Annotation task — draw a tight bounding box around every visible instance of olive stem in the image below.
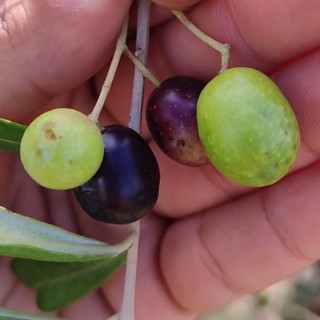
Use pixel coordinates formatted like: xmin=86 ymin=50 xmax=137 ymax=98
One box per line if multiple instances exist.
xmin=171 ymin=10 xmax=230 ymax=73
xmin=88 ymin=17 xmax=128 ymax=124
xmin=123 ymin=45 xmax=160 ymax=87
xmin=118 ymin=1 xmax=151 ymax=320
xmin=118 ymin=222 xmax=140 ymax=320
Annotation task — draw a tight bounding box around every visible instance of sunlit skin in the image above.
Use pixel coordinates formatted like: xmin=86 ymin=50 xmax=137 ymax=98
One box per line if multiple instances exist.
xmin=1 ymin=0 xmax=320 ymax=319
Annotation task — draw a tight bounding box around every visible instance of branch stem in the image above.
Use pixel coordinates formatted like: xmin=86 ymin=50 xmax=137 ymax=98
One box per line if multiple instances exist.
xmin=119 ymin=1 xmax=151 ymax=320
xmin=172 ymin=10 xmax=230 ymax=73
xmin=118 ymin=222 xmax=140 ymax=320
xmin=88 ymin=17 xmax=128 ymax=124
xmin=124 ymin=45 xmax=160 ymax=87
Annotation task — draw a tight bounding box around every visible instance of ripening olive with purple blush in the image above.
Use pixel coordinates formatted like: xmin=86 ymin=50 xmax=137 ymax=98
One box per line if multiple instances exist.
xmin=146 ymin=76 xmax=208 ymax=166
xmin=74 ymin=124 xmax=160 ymax=224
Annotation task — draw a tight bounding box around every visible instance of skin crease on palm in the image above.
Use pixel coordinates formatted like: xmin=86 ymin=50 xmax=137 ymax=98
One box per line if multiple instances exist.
xmin=1 ymin=0 xmax=320 ymax=319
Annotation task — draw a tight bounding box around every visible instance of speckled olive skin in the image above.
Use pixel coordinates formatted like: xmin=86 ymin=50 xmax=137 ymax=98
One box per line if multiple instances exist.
xmin=20 ymin=108 xmax=104 ymax=190
xmin=146 ymin=76 xmax=208 ymax=166
xmin=197 ymin=67 xmax=300 ymax=187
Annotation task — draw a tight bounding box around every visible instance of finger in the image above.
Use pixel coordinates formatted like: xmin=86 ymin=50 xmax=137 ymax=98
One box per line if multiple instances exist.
xmin=160 ymin=161 xmax=320 ymax=313
xmin=0 ymin=257 xmax=17 ymax=303
xmin=2 ymin=279 xmax=49 ymax=315
xmin=0 ymin=0 xmax=131 ymax=120
xmin=61 ymin=291 xmax=114 ymax=320
xmin=148 ymin=0 xmax=320 ymax=78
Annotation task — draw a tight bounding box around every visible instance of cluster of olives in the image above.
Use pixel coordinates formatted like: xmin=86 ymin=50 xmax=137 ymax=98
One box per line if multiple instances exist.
xmin=20 ymin=109 xmax=160 ymax=224
xmin=19 ymin=67 xmax=300 ymax=224
xmin=146 ymin=67 xmax=300 ymax=186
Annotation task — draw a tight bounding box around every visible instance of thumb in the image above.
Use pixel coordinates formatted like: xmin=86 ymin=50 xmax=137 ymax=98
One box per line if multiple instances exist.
xmin=0 ymin=0 xmax=131 ymax=119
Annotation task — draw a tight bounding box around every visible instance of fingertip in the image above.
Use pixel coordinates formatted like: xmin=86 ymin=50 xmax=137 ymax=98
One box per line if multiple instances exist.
xmin=160 ymin=215 xmax=237 ymax=312
xmin=160 ymin=162 xmax=320 ymax=313
xmin=0 ymin=0 xmax=131 ymax=119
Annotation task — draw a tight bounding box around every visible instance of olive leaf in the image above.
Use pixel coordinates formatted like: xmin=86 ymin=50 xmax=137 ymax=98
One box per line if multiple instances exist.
xmin=11 ymin=255 xmax=126 ymax=312
xmin=0 ymin=307 xmax=64 ymax=319
xmin=0 ymin=206 xmax=135 ymax=261
xmin=0 ymin=118 xmax=26 ymax=152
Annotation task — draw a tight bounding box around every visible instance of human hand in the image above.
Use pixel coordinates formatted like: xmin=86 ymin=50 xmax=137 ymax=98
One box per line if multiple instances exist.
xmin=1 ymin=0 xmax=320 ymax=319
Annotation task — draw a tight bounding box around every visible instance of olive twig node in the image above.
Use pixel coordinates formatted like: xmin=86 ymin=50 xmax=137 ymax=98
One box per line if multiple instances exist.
xmin=124 ymin=45 xmax=160 ymax=87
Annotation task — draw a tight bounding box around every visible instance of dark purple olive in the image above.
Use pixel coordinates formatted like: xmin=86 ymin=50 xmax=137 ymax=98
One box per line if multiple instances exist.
xmin=146 ymin=76 xmax=208 ymax=166
xmin=74 ymin=124 xmax=160 ymax=224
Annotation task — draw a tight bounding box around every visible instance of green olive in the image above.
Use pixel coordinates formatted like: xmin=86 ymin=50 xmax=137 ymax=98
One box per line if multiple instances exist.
xmin=20 ymin=108 xmax=104 ymax=190
xmin=197 ymin=67 xmax=300 ymax=187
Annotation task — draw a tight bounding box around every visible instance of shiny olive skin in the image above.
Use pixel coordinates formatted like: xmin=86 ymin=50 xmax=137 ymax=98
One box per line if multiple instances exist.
xmin=74 ymin=124 xmax=160 ymax=224
xmin=146 ymin=76 xmax=208 ymax=166
xmin=197 ymin=67 xmax=300 ymax=187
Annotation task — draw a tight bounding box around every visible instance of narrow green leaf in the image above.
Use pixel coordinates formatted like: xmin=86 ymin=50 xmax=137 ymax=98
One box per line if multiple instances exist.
xmin=0 ymin=307 xmax=64 ymax=319
xmin=11 ymin=255 xmax=126 ymax=311
xmin=0 ymin=206 xmax=135 ymax=262
xmin=0 ymin=118 xmax=26 ymax=152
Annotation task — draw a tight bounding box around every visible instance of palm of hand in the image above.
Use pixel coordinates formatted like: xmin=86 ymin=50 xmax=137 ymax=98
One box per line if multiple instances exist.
xmin=1 ymin=0 xmax=320 ymax=319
